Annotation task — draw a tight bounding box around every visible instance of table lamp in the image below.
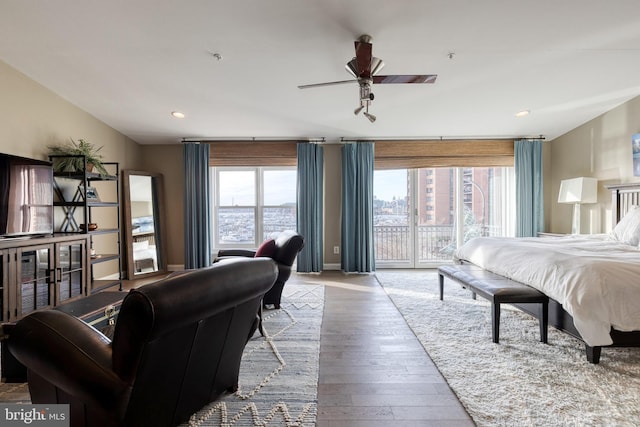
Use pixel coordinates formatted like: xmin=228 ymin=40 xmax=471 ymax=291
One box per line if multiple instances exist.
xmin=558 ymin=177 xmax=598 ymax=234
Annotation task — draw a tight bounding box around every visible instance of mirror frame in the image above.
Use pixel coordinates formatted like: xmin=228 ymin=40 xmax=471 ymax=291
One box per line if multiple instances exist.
xmin=122 ymin=170 xmax=168 ymax=279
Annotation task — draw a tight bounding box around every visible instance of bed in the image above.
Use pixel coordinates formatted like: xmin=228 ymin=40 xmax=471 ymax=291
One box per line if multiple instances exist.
xmin=453 ymin=183 xmax=640 ymax=363
xmin=132 ymin=232 xmax=158 ymax=273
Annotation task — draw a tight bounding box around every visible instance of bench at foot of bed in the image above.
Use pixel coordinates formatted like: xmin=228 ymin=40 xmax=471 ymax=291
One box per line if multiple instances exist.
xmin=438 ymin=264 xmax=549 ymax=344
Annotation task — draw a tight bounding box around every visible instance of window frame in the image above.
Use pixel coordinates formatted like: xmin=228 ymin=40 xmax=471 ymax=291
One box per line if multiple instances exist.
xmin=211 ymin=166 xmax=297 ymax=249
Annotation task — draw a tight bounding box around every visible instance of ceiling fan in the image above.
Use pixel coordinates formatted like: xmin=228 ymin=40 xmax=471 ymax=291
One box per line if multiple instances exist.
xmin=298 ymin=34 xmax=437 ymax=122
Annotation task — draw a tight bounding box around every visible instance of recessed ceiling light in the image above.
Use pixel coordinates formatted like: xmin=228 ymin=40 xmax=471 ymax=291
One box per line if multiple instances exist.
xmin=515 ymin=110 xmax=530 ymax=118
xmin=171 ymin=111 xmax=185 ymax=119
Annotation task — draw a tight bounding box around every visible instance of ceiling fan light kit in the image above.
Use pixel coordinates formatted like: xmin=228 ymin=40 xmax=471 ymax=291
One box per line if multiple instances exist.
xmin=299 ymin=34 xmax=437 ymax=122
xmin=363 ymin=111 xmax=376 ymax=123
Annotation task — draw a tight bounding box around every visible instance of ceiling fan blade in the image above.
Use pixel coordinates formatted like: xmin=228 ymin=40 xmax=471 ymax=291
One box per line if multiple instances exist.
xmin=372 ymin=74 xmax=438 ymax=84
xmin=298 ymin=79 xmax=357 ymax=89
xmin=354 ymin=39 xmax=373 ymax=78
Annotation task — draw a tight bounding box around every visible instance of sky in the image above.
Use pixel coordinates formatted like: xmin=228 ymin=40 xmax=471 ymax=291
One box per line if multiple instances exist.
xmin=217 ymin=170 xmax=296 ymax=205
xmin=374 ymin=169 xmax=407 ymax=202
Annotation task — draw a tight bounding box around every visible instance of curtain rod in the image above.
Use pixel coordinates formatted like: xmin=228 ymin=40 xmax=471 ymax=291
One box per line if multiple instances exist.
xmin=519 ymin=135 xmax=547 ymax=141
xmin=339 ymin=136 xmax=540 ymax=142
xmin=181 ymin=137 xmax=325 ymax=143
xmin=181 ymin=135 xmax=545 ymax=143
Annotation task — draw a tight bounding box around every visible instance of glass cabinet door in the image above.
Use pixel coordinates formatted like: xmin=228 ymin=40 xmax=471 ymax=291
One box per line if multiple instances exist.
xmin=57 ymin=240 xmax=86 ymax=303
xmin=17 ymin=245 xmax=54 ymax=316
xmin=0 ymin=250 xmax=9 ymax=322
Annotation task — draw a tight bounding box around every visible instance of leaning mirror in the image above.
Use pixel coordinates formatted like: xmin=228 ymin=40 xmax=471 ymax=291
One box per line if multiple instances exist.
xmin=122 ymin=170 xmax=167 ymax=279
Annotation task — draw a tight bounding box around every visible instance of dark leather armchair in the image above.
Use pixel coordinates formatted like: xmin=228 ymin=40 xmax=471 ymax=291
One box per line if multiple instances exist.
xmin=216 ymin=230 xmax=304 ymax=309
xmin=6 ymin=257 xmax=278 ymax=427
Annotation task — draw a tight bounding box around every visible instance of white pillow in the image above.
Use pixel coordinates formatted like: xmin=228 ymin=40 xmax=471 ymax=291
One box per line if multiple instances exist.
xmin=610 ymin=205 xmax=640 ymax=245
xmin=132 ymin=240 xmax=149 ymax=251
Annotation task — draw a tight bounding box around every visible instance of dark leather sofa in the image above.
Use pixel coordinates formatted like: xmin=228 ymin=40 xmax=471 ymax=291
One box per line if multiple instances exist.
xmin=216 ymin=230 xmax=304 ymax=309
xmin=6 ymin=257 xmax=278 ymax=427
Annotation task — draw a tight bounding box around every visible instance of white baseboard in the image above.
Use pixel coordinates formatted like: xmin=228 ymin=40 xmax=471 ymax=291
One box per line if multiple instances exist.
xmin=322 ymin=263 xmax=341 ymax=271
xmin=168 ymin=264 xmax=184 ymax=272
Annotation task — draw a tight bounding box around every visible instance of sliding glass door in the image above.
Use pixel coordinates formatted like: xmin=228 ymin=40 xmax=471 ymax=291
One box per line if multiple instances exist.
xmin=373 ymin=169 xmax=412 ymax=266
xmin=374 ymin=167 xmax=514 ymax=268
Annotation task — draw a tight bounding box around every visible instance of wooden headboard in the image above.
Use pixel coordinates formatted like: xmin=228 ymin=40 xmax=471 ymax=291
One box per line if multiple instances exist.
xmin=607 ymin=183 xmax=640 ymax=225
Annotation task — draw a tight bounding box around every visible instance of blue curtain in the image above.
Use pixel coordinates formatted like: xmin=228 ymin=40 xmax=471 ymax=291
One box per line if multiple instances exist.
xmin=183 ymin=143 xmax=211 ymax=268
xmin=296 ymin=143 xmax=323 ymax=272
xmin=341 ymin=142 xmax=375 ymax=272
xmin=515 ymin=139 xmax=544 ymax=237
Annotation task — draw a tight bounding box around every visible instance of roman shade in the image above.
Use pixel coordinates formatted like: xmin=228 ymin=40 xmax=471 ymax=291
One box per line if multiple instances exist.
xmin=207 ymin=141 xmax=298 ymax=166
xmin=205 ymin=139 xmax=513 ymax=168
xmin=374 ymin=139 xmax=514 ymax=169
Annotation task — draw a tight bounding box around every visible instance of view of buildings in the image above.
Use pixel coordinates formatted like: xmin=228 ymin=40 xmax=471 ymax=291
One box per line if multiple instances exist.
xmin=216 ymin=206 xmax=296 ymax=245
xmin=374 ymin=167 xmax=510 ymax=264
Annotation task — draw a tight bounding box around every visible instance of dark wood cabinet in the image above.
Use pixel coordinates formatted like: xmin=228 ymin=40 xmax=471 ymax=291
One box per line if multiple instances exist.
xmin=55 ymin=239 xmax=88 ymax=304
xmin=0 ymin=234 xmax=89 ymax=322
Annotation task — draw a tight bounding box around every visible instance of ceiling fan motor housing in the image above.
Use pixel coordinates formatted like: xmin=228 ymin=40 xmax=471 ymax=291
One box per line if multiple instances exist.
xmin=359 ymin=81 xmax=374 ymax=102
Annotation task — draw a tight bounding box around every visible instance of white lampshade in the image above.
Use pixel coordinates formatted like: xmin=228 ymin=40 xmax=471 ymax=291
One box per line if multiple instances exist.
xmin=558 ymin=177 xmax=598 ymax=234
xmin=558 ymin=177 xmax=598 ymax=204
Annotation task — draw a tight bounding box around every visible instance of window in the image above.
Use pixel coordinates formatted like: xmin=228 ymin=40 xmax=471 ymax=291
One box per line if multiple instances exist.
xmin=374 ymin=166 xmax=514 ymax=267
xmin=212 ymin=167 xmax=297 ymax=248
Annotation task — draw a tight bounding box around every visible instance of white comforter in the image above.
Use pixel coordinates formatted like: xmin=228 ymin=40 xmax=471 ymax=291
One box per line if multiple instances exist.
xmin=454 ymin=235 xmax=640 ymax=346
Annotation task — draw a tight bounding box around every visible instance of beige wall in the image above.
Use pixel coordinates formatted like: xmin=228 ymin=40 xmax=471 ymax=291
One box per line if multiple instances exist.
xmin=0 ymin=61 xmax=141 ymax=167
xmin=0 ymin=60 xmax=143 ymax=278
xmin=139 ymin=144 xmax=184 ymax=269
xmin=549 ymin=95 xmax=640 ymax=234
xmin=323 ymin=144 xmax=342 ymax=267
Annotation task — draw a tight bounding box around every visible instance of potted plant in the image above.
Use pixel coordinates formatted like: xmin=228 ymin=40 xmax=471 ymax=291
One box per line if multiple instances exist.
xmin=47 ymin=138 xmax=110 ymax=176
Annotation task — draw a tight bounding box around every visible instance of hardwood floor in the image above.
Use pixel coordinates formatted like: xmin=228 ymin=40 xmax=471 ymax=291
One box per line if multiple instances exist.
xmin=289 ymin=271 xmax=474 ymax=427
xmin=123 ymin=269 xmax=475 ymax=425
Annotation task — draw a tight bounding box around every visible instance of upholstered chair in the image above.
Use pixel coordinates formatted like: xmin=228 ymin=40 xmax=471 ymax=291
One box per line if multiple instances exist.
xmin=7 ymin=258 xmax=278 ymax=427
xmin=216 ymin=230 xmax=304 ymax=309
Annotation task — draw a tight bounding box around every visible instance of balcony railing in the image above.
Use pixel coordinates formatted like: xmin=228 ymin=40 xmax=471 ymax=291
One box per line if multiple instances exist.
xmin=374 ymin=224 xmax=501 ymax=262
xmin=374 ymin=225 xmax=453 ymax=262
xmin=375 ymin=225 xmax=412 ymax=261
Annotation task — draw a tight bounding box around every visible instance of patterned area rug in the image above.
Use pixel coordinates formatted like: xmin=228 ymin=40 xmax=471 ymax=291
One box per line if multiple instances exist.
xmin=185 ymin=283 xmax=323 ymax=427
xmin=376 ymin=270 xmax=640 ymax=427
xmin=0 ymin=283 xmax=324 ymax=427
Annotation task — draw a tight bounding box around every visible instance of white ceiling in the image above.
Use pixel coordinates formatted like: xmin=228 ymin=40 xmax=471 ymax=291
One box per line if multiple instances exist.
xmin=2 ymin=1 xmax=640 ymax=145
